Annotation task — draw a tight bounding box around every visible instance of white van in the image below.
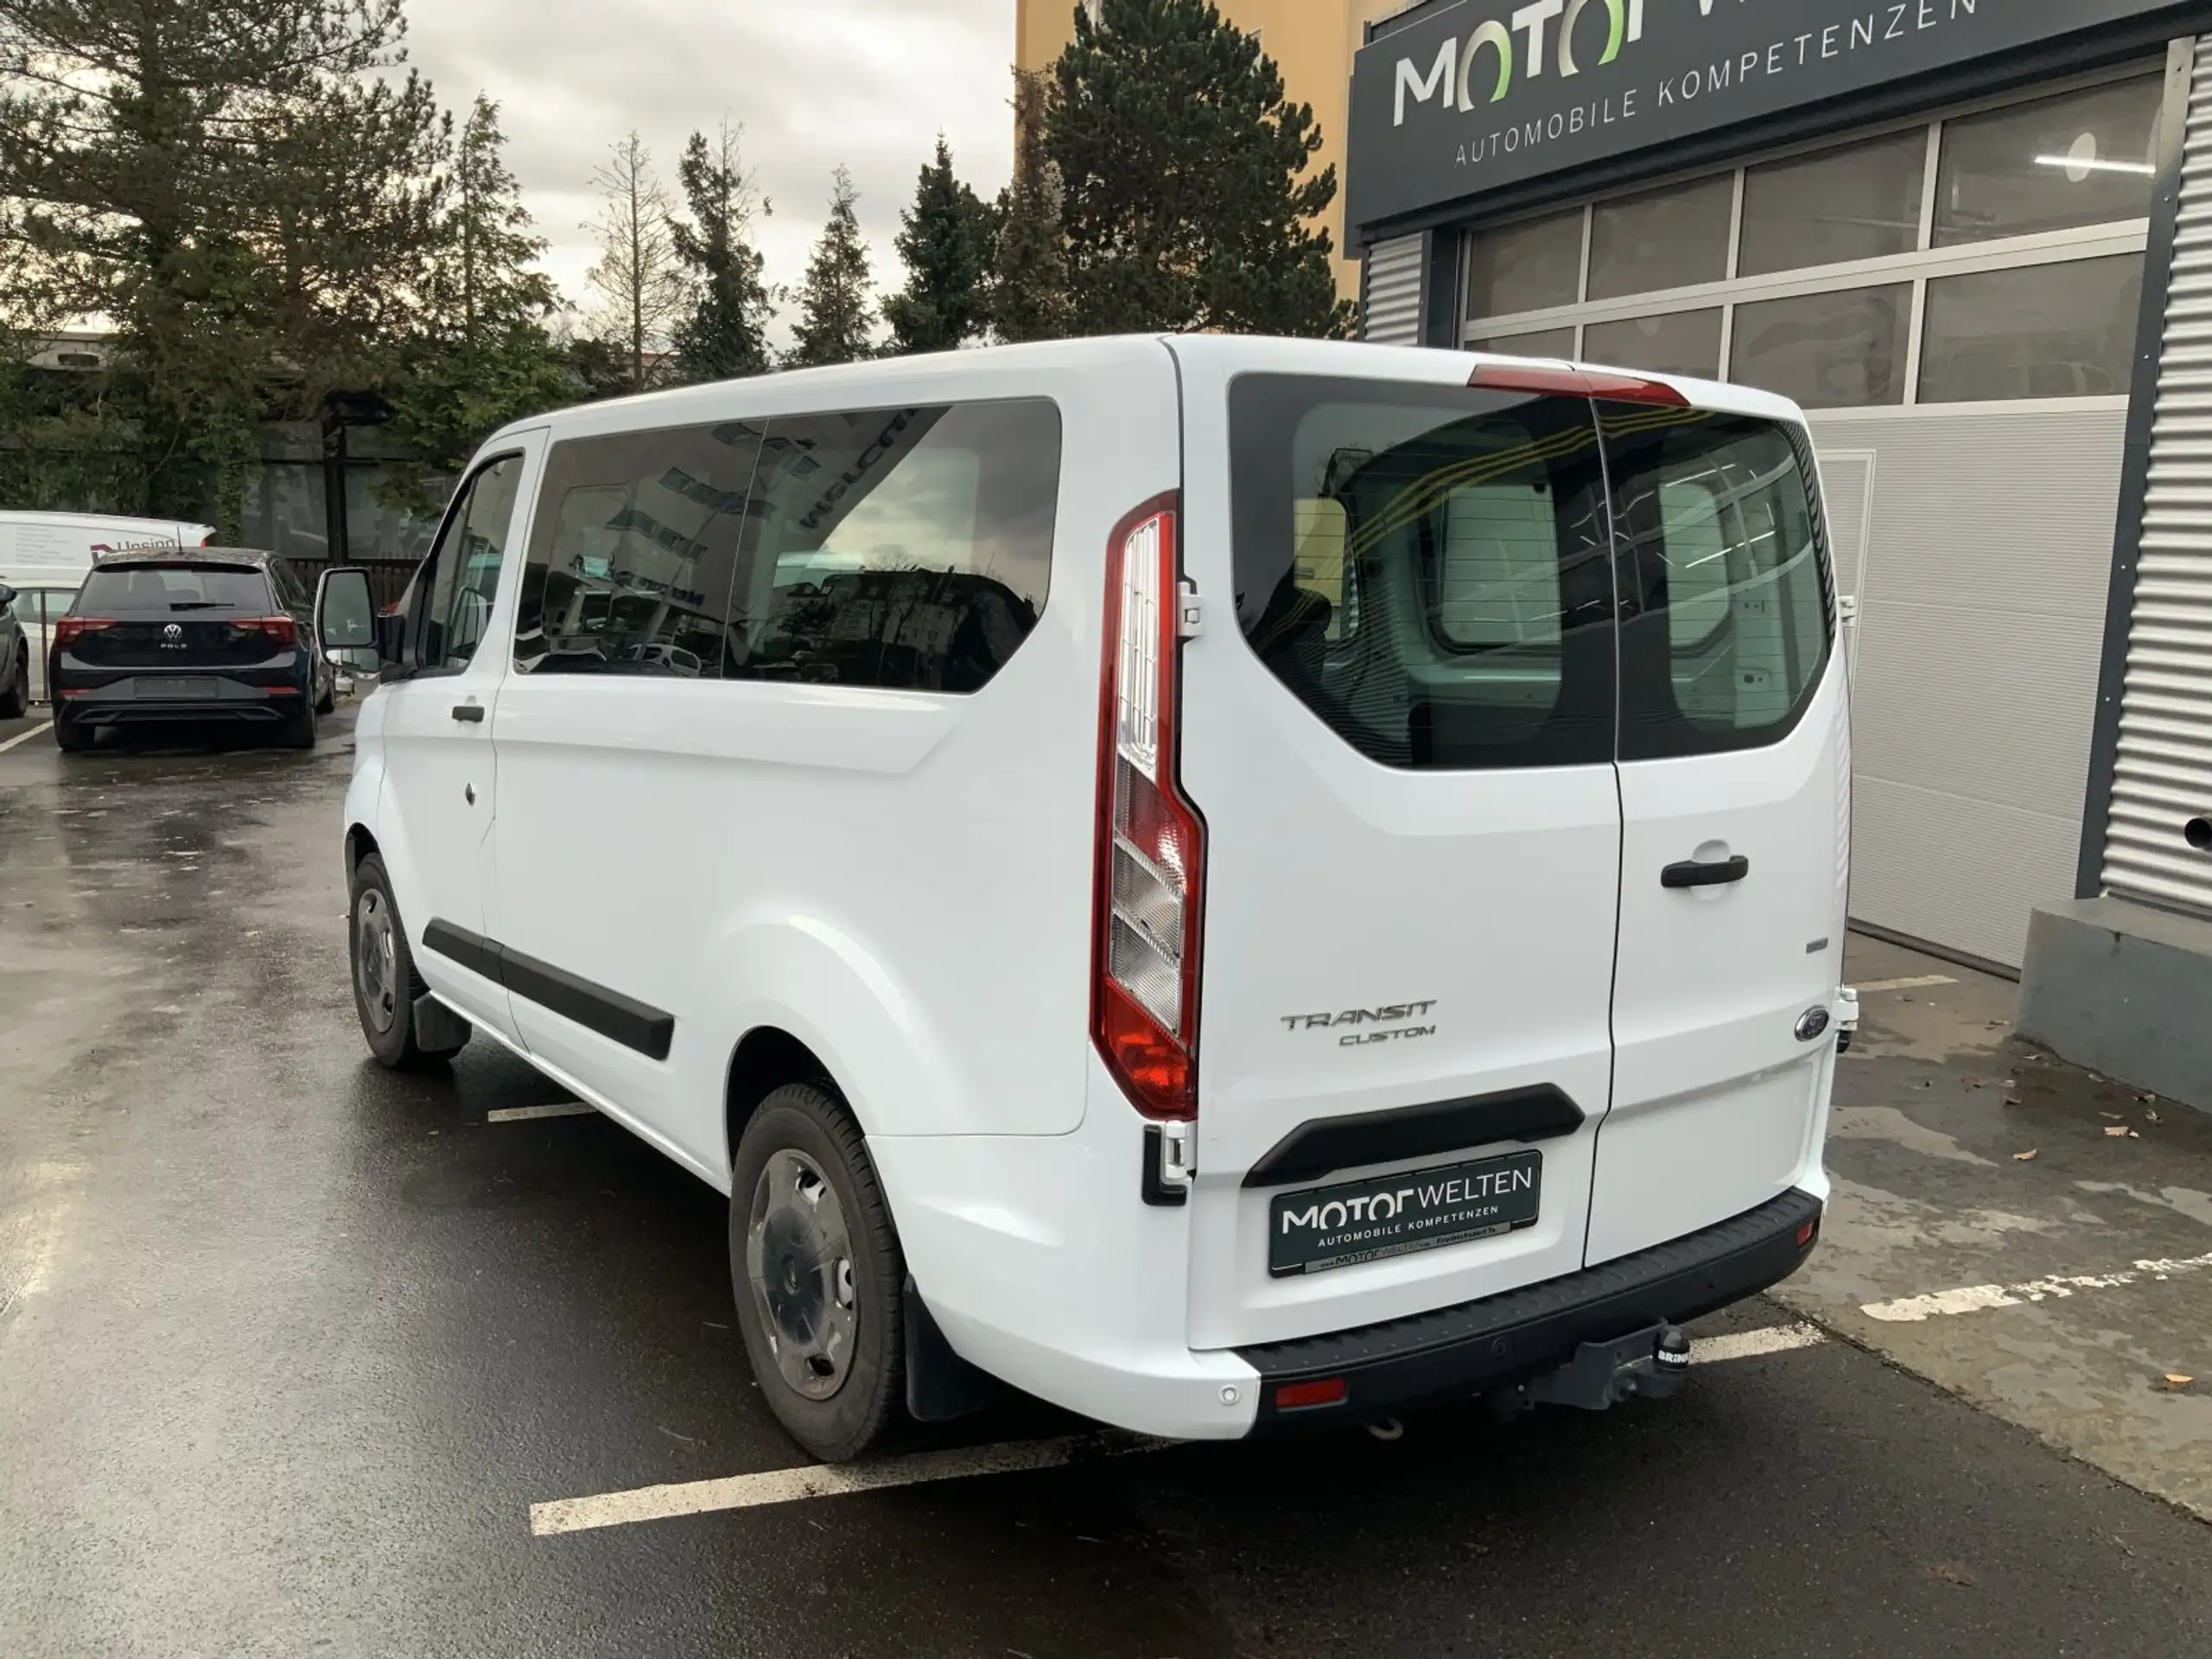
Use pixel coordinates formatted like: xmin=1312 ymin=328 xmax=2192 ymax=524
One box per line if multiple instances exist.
xmin=0 ymin=511 xmax=217 ymax=702
xmin=318 ymin=337 xmax=1848 ymax=1462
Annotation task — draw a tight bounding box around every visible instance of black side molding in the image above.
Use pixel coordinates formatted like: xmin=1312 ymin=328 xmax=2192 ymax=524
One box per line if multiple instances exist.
xmin=419 ymin=918 xmax=675 ymax=1062
xmin=1243 ymin=1084 xmax=1585 ymax=1190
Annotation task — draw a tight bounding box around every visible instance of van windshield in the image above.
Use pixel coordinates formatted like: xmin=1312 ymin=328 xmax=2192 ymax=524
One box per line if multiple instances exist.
xmin=1229 ymin=375 xmax=1618 ymax=771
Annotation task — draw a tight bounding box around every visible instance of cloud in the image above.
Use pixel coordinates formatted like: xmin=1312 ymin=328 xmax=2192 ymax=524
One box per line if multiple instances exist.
xmin=401 ymin=0 xmax=1019 ymax=345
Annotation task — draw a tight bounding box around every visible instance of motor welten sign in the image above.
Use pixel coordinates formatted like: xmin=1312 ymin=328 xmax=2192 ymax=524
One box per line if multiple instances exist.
xmin=1345 ymin=0 xmax=2184 ymax=232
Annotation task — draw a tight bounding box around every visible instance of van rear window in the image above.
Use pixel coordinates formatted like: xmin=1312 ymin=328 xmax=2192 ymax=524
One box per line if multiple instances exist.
xmin=1229 ymin=376 xmax=1618 ymax=771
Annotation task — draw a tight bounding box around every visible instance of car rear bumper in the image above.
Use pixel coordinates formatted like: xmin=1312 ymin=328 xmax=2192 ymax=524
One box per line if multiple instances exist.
xmin=1234 ymin=1186 xmax=1822 ymax=1431
xmin=56 ymin=676 xmax=301 ymax=724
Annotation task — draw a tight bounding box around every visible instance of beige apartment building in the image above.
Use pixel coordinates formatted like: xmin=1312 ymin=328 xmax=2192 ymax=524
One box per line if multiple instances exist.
xmin=1014 ymin=0 xmax=1403 ymax=302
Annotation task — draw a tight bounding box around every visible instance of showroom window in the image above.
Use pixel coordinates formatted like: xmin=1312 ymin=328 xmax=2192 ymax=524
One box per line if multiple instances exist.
xmin=1460 ymin=68 xmax=2158 ymax=409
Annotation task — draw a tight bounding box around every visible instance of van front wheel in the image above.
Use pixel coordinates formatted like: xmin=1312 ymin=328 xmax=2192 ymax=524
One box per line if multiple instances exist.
xmin=731 ymin=1083 xmax=906 ymax=1463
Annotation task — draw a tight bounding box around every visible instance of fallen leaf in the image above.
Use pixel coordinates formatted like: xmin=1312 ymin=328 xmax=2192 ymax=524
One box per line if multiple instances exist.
xmin=1930 ymin=1561 xmax=1975 ymax=1587
xmin=2166 ymin=1374 xmax=2196 ymax=1390
xmin=2146 ymin=1110 xmax=2161 ymax=1123
xmin=2131 ymin=1129 xmax=2141 ymax=1138
xmin=2012 ymin=1148 xmax=2038 ymax=1161
xmin=2104 ymin=1125 xmax=2131 ymax=1137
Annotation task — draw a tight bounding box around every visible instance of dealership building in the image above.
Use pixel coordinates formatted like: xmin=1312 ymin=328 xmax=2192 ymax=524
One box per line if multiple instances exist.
xmin=1346 ymin=0 xmax=2212 ymax=1102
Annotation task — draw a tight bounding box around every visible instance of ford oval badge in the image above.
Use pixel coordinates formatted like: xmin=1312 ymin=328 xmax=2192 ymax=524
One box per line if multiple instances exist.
xmin=1795 ymin=1006 xmax=1832 ymax=1043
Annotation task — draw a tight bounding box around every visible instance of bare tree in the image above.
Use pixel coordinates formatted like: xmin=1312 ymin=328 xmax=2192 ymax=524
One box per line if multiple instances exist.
xmin=583 ymin=131 xmax=685 ymax=393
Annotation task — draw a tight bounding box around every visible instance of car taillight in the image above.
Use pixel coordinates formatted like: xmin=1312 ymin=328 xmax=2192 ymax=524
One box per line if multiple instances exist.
xmin=53 ymin=617 xmax=114 ymax=646
xmin=234 ymin=616 xmax=297 ymax=645
xmin=1093 ymin=494 xmax=1205 ymax=1121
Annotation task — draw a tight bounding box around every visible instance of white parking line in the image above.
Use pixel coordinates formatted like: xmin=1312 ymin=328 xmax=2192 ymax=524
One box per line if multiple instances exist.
xmin=486 ymin=1102 xmax=598 ymax=1123
xmin=0 ymin=721 xmax=54 ymax=756
xmin=1853 ymin=974 xmax=1957 ymax=993
xmin=1689 ymin=1321 xmax=1827 ymax=1362
xmin=528 ymin=1321 xmax=1831 ymax=1536
xmin=1861 ymin=1249 xmax=2212 ymax=1322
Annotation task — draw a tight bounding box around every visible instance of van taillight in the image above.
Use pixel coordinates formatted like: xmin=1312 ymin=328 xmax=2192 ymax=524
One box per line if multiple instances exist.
xmin=1093 ymin=495 xmax=1205 ymax=1121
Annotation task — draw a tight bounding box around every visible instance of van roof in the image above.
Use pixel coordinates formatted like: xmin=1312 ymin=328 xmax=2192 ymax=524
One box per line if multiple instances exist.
xmin=0 ymin=510 xmax=216 ymax=535
xmin=486 ymin=334 xmax=1807 ymax=451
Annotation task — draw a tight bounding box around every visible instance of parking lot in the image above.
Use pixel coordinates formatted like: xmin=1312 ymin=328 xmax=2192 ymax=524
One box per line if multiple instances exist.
xmin=3 ymin=709 xmax=2210 ymax=1656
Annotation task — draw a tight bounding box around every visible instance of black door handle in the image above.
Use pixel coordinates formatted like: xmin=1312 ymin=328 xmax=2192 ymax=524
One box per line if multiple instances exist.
xmin=451 ymin=702 xmax=485 ymax=723
xmin=1662 ymin=855 xmax=1750 ymax=889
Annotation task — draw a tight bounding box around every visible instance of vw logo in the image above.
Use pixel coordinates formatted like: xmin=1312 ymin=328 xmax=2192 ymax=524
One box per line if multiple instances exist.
xmin=163 ymin=623 xmax=182 ymax=639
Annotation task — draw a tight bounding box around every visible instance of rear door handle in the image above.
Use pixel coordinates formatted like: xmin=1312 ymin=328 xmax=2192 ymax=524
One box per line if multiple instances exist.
xmin=1662 ymin=855 xmax=1750 ymax=889
xmin=451 ymin=702 xmax=485 ymax=723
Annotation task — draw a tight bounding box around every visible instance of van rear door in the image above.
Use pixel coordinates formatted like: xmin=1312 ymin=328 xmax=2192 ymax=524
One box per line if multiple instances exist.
xmin=1175 ymin=359 xmax=1624 ymax=1350
xmin=1589 ymin=407 xmax=1846 ymax=1263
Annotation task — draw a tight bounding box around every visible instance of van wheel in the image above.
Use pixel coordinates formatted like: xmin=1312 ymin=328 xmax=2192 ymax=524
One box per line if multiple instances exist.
xmin=0 ymin=655 xmax=25 ymax=719
xmin=349 ymin=852 xmax=469 ymax=1069
xmin=731 ymin=1083 xmax=906 ymax=1463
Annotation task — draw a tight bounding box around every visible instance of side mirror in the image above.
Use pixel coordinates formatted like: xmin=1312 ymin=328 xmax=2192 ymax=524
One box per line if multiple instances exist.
xmin=315 ymin=566 xmax=377 ymax=652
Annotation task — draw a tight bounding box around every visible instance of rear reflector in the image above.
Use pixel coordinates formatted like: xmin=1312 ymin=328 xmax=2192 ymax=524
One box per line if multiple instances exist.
xmin=1092 ymin=493 xmax=1205 ymax=1121
xmin=52 ymin=617 xmax=114 ymax=647
xmin=1796 ymin=1217 xmax=1820 ymax=1248
xmin=1467 ymin=363 xmax=1691 ymax=406
xmin=1273 ymin=1376 xmax=1348 ymax=1411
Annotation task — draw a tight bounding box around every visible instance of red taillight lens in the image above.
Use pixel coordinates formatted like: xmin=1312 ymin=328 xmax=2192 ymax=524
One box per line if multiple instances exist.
xmin=53 ymin=617 xmax=114 ymax=647
xmin=1466 ymin=363 xmax=1690 ymax=406
xmin=1093 ymin=495 xmax=1205 ymax=1121
xmin=233 ymin=616 xmax=296 ymax=646
xmin=1274 ymin=1376 xmax=1348 ymax=1411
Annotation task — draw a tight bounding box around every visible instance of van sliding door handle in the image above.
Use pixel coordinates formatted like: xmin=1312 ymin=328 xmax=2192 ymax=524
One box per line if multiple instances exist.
xmin=1662 ymin=855 xmax=1750 ymax=889
xmin=450 ymin=702 xmax=485 ymax=723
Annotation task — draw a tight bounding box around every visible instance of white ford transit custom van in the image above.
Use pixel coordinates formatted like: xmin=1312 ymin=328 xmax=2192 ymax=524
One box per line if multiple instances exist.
xmin=321 ymin=336 xmax=1849 ymax=1462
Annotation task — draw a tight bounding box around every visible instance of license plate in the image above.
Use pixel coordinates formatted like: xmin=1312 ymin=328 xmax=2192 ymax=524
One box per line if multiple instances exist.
xmin=1268 ymin=1149 xmax=1541 ymax=1277
xmin=139 ymin=677 xmax=220 ymax=699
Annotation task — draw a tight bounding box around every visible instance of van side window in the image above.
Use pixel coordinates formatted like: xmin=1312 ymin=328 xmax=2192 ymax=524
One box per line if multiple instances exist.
xmin=420 ymin=454 xmax=524 ymax=673
xmin=513 ymin=423 xmax=764 ymax=676
xmin=728 ymin=399 xmax=1059 ymax=692
xmin=1606 ymin=413 xmax=1831 ymax=759
xmin=1231 ymin=376 xmax=1616 ymax=771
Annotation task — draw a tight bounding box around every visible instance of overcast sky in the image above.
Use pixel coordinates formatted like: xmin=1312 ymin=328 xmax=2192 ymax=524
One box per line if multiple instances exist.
xmin=401 ymin=1 xmax=1020 ymax=345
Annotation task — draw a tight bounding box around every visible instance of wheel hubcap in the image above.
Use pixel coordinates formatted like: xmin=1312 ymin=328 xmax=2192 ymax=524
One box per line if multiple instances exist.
xmin=355 ymin=889 xmax=398 ymax=1035
xmin=745 ymin=1148 xmax=856 ymax=1401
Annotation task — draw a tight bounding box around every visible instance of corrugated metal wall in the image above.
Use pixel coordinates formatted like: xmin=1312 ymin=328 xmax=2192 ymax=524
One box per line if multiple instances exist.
xmin=2100 ymin=35 xmax=2212 ymax=918
xmin=1361 ymin=235 xmax=1425 ymax=345
xmin=1814 ymin=405 xmax=2128 ymax=968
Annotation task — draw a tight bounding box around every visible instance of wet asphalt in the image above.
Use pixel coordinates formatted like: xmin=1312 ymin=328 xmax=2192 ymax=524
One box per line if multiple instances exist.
xmin=2 ymin=707 xmax=2209 ymax=1657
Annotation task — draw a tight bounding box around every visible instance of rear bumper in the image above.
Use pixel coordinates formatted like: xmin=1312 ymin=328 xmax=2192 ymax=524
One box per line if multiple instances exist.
xmin=56 ymin=675 xmax=301 ymax=724
xmin=1236 ymin=1187 xmax=1821 ymax=1432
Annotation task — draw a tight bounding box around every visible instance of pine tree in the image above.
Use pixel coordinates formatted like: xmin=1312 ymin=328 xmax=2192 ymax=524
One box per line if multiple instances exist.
xmin=1047 ymin=0 xmax=1355 ymax=339
xmin=882 ymin=137 xmax=996 ymax=355
xmin=584 ymin=131 xmax=686 ymax=394
xmin=384 ymin=96 xmax=571 ymax=476
xmin=0 ymin=0 xmax=447 ymax=528
xmin=787 ymin=167 xmax=874 ymax=368
xmin=990 ymin=69 xmax=1072 ymax=345
xmin=670 ymin=123 xmax=776 ymax=382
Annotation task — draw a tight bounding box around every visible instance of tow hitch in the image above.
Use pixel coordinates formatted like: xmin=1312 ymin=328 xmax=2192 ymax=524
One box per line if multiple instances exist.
xmin=1487 ymin=1322 xmax=1691 ymax=1416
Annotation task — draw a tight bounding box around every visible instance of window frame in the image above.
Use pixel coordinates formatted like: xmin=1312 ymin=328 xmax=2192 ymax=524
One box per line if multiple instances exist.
xmin=405 ymin=449 xmax=525 ymax=681
xmin=1458 ymin=60 xmax=2161 ymax=412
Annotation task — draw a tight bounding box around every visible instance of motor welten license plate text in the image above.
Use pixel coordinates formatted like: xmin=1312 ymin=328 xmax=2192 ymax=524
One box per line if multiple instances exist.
xmin=1268 ymin=1148 xmax=1541 ymax=1277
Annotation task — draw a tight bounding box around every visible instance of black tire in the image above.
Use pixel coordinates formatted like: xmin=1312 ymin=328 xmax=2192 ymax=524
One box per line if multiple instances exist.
xmin=282 ymin=696 xmax=317 ymax=750
xmin=348 ymin=852 xmax=469 ymax=1069
xmin=0 ymin=653 xmax=25 ymax=719
xmin=730 ymin=1083 xmax=906 ymax=1463
xmin=315 ymin=677 xmax=335 ymax=715
xmin=54 ymin=715 xmax=92 ymax=753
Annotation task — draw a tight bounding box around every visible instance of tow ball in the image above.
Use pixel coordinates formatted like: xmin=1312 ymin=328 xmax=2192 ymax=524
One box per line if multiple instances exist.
xmin=1487 ymin=1322 xmax=1692 ymax=1418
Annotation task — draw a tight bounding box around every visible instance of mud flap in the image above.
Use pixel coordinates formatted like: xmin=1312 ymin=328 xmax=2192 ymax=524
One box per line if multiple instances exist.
xmin=904 ymin=1277 xmax=1014 ymax=1423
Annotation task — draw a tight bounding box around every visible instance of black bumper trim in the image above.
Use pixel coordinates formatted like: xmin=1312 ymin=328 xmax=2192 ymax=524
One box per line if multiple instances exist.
xmin=1237 ymin=1188 xmax=1821 ymax=1430
xmin=1243 ymin=1084 xmax=1585 ymax=1190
